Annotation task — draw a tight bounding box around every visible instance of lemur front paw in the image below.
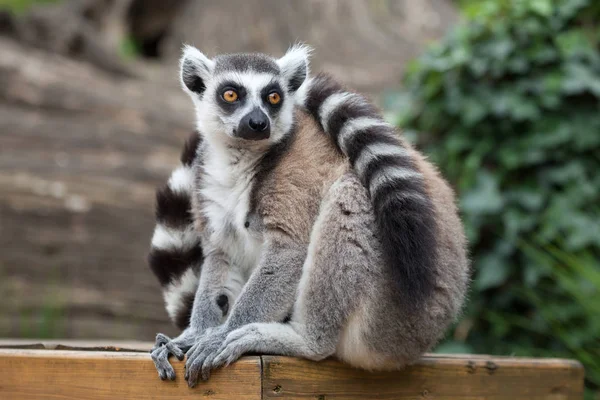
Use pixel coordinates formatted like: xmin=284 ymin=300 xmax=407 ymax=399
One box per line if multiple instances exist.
xmin=184 ymin=326 xmax=229 ymax=387
xmin=212 ymin=324 xmax=261 ymax=369
xmin=151 ymin=332 xmax=196 ymax=380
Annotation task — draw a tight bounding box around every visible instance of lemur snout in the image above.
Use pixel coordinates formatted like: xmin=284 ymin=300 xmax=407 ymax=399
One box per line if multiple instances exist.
xmin=237 ymin=108 xmax=271 ymax=140
xmin=248 ymin=114 xmax=269 ymax=131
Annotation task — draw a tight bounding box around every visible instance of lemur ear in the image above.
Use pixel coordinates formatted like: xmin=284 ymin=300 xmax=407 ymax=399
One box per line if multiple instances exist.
xmin=277 ymin=44 xmax=312 ymax=92
xmin=180 ymin=45 xmax=215 ymax=96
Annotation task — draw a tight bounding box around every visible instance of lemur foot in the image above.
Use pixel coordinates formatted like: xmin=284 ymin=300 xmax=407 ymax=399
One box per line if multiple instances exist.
xmin=151 ymin=333 xmax=194 ymax=380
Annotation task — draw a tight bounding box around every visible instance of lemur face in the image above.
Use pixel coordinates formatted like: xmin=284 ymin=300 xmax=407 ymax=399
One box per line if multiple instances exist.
xmin=180 ymin=45 xmax=311 ymax=145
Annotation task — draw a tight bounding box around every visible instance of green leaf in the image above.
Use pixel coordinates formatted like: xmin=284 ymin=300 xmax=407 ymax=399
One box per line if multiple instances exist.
xmin=476 ymin=253 xmax=510 ymax=291
xmin=561 ymin=63 xmax=600 ymax=96
xmin=555 ymin=30 xmax=596 ymax=60
xmin=461 ymin=171 xmax=504 ymax=214
xmin=530 ymin=0 xmax=553 ymax=17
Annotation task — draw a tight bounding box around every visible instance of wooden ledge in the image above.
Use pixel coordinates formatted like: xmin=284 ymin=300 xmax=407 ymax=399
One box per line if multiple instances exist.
xmin=0 ymin=343 xmax=585 ymax=399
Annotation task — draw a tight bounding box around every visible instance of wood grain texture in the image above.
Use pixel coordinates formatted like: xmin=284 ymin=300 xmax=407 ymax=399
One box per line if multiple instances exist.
xmin=0 ymin=350 xmax=262 ymax=400
xmin=262 ymin=355 xmax=585 ymax=400
xmin=0 ymin=339 xmax=153 ymax=351
xmin=0 ymin=348 xmax=586 ymax=400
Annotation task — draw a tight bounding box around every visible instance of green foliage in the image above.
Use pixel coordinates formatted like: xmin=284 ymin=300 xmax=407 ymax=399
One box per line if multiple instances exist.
xmin=397 ymin=0 xmax=600 ymax=395
xmin=0 ymin=0 xmax=60 ymax=14
xmin=119 ymin=36 xmax=142 ymax=60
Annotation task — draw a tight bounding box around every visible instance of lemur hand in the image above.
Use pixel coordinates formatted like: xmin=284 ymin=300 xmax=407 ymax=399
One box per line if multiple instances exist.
xmin=150 ymin=329 xmax=197 ymax=380
xmin=184 ymin=325 xmax=230 ymax=387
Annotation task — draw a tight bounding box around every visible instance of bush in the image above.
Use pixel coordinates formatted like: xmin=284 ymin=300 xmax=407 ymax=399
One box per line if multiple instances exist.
xmin=0 ymin=0 xmax=60 ymax=14
xmin=397 ymin=0 xmax=600 ymax=396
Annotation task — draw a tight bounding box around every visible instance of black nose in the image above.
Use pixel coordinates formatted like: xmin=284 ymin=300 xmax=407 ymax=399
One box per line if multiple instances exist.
xmin=247 ymin=112 xmax=269 ymax=132
xmin=236 ymin=108 xmax=271 ymax=140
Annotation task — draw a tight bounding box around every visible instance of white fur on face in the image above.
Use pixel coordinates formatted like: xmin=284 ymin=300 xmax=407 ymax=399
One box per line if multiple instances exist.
xmin=193 ymin=72 xmax=296 ymax=148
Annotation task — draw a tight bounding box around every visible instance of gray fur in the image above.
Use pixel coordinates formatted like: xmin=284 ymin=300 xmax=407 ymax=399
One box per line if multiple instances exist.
xmin=214 ymin=53 xmax=280 ymax=75
xmin=149 ymin=45 xmax=469 ymax=387
xmin=183 ymin=233 xmax=307 ymax=385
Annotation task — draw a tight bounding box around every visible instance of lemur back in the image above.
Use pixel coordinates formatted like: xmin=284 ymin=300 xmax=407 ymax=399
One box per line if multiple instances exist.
xmin=148 ymin=45 xmax=469 ymax=385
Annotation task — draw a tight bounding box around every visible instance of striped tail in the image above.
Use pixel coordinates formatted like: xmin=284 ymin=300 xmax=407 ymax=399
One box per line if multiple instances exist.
xmin=303 ymin=73 xmax=438 ymax=308
xmin=148 ymin=132 xmax=203 ymax=330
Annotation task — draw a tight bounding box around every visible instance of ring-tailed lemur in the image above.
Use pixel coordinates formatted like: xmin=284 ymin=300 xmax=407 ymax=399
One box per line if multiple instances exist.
xmin=148 ymin=44 xmax=469 ymax=386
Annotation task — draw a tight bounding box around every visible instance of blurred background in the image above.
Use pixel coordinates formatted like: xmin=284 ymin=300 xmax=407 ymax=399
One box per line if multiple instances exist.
xmin=0 ymin=0 xmax=598 ymax=397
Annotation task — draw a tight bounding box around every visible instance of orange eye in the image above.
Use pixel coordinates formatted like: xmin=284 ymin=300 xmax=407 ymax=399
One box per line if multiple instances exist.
xmin=268 ymin=92 xmax=281 ymax=105
xmin=223 ymin=90 xmax=238 ymax=103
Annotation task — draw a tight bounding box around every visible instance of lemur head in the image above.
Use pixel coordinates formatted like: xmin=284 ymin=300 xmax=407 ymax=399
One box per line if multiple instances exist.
xmin=179 ymin=44 xmax=311 ymax=146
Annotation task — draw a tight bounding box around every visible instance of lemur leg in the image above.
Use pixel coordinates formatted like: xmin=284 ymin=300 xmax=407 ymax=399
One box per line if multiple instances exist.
xmin=212 ymin=173 xmax=378 ymax=367
xmin=184 ymin=234 xmax=307 ymax=386
xmin=152 ymin=250 xmax=233 ymax=380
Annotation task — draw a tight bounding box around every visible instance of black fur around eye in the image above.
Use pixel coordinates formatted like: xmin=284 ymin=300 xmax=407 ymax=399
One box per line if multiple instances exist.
xmin=261 ymin=83 xmax=284 ymax=109
xmin=215 ymin=83 xmax=247 ymax=113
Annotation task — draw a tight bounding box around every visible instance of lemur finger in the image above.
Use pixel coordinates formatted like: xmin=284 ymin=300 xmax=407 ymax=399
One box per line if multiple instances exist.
xmin=185 ymin=357 xmax=202 ymax=388
xmin=213 ymin=330 xmax=255 ymax=368
xmin=185 ymin=345 xmax=214 ymax=386
xmin=153 ymin=333 xmax=171 ymax=349
xmin=184 ymin=344 xmax=202 ymax=382
xmin=151 ymin=347 xmax=176 ymax=381
xmin=165 ymin=341 xmax=185 ymax=361
xmin=213 ymin=343 xmax=240 ymax=367
xmin=165 ymin=364 xmax=176 ymax=381
xmin=151 ymin=349 xmax=167 ymax=380
xmin=156 ymin=333 xmax=171 ymax=345
xmin=210 ymin=348 xmax=234 ymax=372
xmin=200 ymin=354 xmax=215 ymax=381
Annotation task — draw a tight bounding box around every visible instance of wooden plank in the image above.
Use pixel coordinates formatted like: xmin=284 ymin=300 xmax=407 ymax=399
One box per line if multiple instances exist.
xmin=0 ymin=339 xmax=152 ymax=352
xmin=0 ymin=350 xmax=262 ymax=400
xmin=0 ymin=347 xmax=585 ymax=399
xmin=262 ymin=355 xmax=585 ymax=400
